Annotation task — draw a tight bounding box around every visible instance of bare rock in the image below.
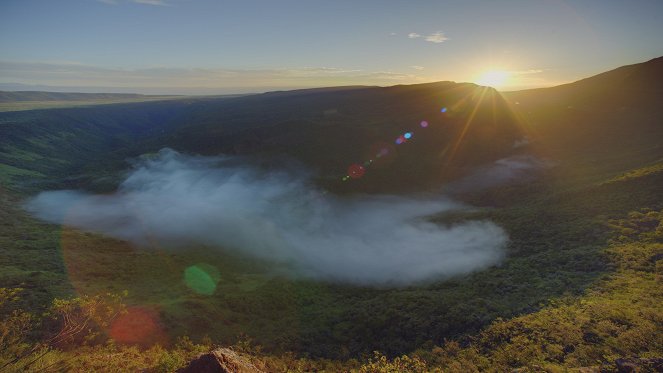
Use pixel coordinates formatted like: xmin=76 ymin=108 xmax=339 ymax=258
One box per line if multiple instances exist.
xmin=178 ymin=348 xmax=263 ymax=373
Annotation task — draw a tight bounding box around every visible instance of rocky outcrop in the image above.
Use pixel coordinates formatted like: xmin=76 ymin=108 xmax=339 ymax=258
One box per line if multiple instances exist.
xmin=178 ymin=348 xmax=263 ymax=373
xmin=614 ymin=357 xmax=663 ymax=373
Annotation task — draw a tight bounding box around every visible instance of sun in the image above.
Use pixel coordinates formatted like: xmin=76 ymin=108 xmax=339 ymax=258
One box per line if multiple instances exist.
xmin=475 ymin=70 xmax=510 ymax=88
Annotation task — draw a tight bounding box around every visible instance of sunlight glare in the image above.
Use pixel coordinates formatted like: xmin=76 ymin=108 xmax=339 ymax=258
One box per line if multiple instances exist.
xmin=475 ymin=70 xmax=510 ymax=88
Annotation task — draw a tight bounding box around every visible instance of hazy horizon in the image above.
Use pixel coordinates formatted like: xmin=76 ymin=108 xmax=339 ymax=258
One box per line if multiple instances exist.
xmin=2 ymin=0 xmax=663 ymax=95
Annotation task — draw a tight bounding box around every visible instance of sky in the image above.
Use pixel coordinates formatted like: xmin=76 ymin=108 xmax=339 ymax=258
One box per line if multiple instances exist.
xmin=1 ymin=0 xmax=662 ymax=94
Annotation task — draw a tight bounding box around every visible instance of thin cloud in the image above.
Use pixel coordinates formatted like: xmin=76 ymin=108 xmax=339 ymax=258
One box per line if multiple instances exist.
xmin=510 ymin=69 xmax=543 ymax=75
xmin=97 ymin=0 xmax=170 ymax=5
xmin=133 ymin=0 xmax=169 ymax=5
xmin=425 ymin=31 xmax=449 ymax=43
xmin=408 ymin=32 xmax=422 ymax=39
xmin=292 ymin=67 xmax=363 ymax=75
xmin=363 ymin=71 xmax=417 ymax=80
xmin=410 ymin=66 xmax=424 ymax=70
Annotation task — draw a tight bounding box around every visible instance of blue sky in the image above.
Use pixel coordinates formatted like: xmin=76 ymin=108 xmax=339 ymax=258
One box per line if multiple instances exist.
xmin=1 ymin=0 xmax=662 ymax=94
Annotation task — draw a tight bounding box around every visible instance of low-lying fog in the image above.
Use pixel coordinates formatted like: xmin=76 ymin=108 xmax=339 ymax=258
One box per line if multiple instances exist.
xmin=25 ymin=148 xmax=517 ymax=285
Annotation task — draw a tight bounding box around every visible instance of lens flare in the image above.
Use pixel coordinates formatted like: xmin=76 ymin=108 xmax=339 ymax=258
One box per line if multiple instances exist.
xmin=441 ymin=107 xmax=448 ymax=113
xmin=109 ymin=307 xmax=167 ymax=346
xmin=340 ymin=114 xmax=435 ymax=182
xmin=184 ymin=264 xmax=220 ymax=295
xmin=348 ymin=164 xmax=366 ymax=179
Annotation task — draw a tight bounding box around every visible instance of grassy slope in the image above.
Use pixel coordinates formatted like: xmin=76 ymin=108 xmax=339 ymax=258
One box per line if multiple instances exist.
xmin=1 ymin=58 xmax=662 ymax=370
xmin=0 ymin=90 xmax=184 ymax=112
xmin=157 ymin=83 xmax=525 ymax=193
xmin=411 ymin=210 xmax=663 ymax=372
xmin=1 ymin=113 xmax=661 ymax=361
xmin=0 ymin=82 xmax=540 ymax=359
xmin=2 ymin=160 xmax=661 ymax=372
xmin=0 ymin=97 xmax=247 ymax=193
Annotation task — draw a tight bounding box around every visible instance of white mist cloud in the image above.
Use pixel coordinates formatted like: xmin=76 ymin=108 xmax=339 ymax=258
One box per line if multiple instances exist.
xmin=25 ymin=149 xmax=507 ymax=285
xmin=447 ymin=155 xmax=554 ymax=192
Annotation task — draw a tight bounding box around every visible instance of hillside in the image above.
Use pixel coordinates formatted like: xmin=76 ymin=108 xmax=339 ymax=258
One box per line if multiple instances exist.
xmin=1 ymin=81 xmax=526 ymax=194
xmin=0 ymin=91 xmax=151 ymax=102
xmin=504 ymin=57 xmax=663 ymax=163
xmin=0 ymin=58 xmax=662 ymax=372
xmin=158 ymin=82 xmax=526 ymax=193
xmin=0 ymin=90 xmax=198 ymax=113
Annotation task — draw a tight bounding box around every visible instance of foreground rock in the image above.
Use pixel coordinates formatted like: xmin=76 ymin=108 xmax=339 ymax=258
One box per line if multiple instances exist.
xmin=614 ymin=357 xmax=663 ymax=372
xmin=178 ymin=348 xmax=263 ymax=373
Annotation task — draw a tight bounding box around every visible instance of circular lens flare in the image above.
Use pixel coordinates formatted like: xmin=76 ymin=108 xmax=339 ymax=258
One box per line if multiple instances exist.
xmin=184 ymin=264 xmax=220 ymax=295
xmin=348 ymin=164 xmax=366 ymax=179
xmin=110 ymin=307 xmax=166 ymax=346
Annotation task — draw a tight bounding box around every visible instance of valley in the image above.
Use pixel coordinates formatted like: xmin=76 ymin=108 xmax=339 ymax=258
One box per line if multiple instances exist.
xmin=1 ymin=58 xmax=662 ymax=372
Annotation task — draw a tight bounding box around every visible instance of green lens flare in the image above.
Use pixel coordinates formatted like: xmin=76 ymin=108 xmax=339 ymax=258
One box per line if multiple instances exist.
xmin=184 ymin=264 xmax=220 ymax=295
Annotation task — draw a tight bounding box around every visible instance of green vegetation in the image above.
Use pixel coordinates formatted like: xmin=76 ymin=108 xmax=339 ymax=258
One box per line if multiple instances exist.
xmin=4 ymin=145 xmax=642 ymax=361
xmin=2 ymin=209 xmax=660 ymax=371
xmin=604 ymin=160 xmax=663 ymax=184
xmin=0 ymin=163 xmax=44 ymax=184
xmin=1 ymin=59 xmax=662 ymax=371
xmin=410 ymin=210 xmax=663 ymax=371
xmin=2 ymin=126 xmax=661 ymax=366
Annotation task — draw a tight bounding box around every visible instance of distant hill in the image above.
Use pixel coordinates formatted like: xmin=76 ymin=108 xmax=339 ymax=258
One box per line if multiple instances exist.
xmin=2 ymin=57 xmax=662 ymax=193
xmin=0 ymin=91 xmax=149 ymax=102
xmin=505 ymin=56 xmax=663 ymax=113
xmin=0 ymin=81 xmax=526 ymax=193
xmin=154 ymin=81 xmax=525 ymax=192
xmin=504 ymin=56 xmax=663 ymax=169
xmin=0 ymin=90 xmax=193 ymax=113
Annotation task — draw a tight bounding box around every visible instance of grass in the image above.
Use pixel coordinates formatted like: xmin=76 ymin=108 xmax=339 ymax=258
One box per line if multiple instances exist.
xmin=604 ymin=160 xmax=663 ymax=184
xmin=2 ymin=147 xmax=661 ymax=360
xmin=408 ymin=209 xmax=663 ymax=372
xmin=1 ymin=208 xmax=660 ymax=372
xmin=0 ymin=80 xmax=661 ymax=369
xmin=0 ymin=164 xmax=44 ymax=184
